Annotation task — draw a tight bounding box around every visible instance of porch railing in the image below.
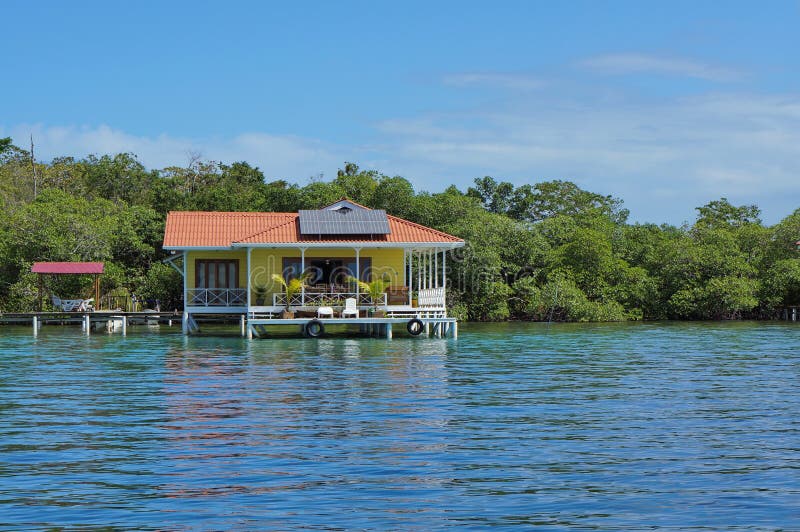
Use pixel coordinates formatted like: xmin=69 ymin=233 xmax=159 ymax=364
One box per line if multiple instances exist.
xmin=273 ymin=292 xmax=387 ymax=307
xmin=418 ymin=287 xmax=446 ymax=308
xmin=188 ymin=288 xmax=247 ymax=307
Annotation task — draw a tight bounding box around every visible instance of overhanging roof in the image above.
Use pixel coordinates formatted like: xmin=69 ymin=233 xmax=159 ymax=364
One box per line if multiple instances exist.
xmin=31 ymin=262 xmax=105 ymax=275
xmin=164 ymin=211 xmax=464 ymax=248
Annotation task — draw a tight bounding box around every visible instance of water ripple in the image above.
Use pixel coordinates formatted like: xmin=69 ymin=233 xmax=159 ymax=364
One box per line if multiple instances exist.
xmin=0 ymin=322 xmax=799 ymax=529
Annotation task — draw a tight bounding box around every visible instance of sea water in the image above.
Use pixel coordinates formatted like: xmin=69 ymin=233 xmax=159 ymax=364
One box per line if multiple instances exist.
xmin=1 ymin=322 xmax=798 ymax=530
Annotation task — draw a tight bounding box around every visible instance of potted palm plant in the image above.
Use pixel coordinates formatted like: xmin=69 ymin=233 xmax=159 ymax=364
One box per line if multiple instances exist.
xmin=254 ymin=284 xmax=267 ymax=306
xmin=350 ymin=276 xmax=389 ymax=317
xmin=271 ymin=273 xmax=309 ymax=319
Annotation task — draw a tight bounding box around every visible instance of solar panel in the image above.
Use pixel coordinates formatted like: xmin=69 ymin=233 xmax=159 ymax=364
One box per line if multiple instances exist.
xmin=299 ymin=209 xmax=391 ymax=235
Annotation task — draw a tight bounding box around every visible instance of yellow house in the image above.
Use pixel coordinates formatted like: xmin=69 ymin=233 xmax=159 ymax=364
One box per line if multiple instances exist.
xmin=163 ymin=199 xmax=465 ymax=338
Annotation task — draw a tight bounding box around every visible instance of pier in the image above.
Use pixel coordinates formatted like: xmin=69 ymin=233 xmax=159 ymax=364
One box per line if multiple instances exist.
xmin=0 ymin=311 xmax=457 ymax=339
xmin=0 ymin=311 xmax=181 ymax=335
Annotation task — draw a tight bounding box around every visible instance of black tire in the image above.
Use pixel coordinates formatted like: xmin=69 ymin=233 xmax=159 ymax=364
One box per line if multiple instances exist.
xmin=407 ymin=318 xmax=424 ymax=336
xmin=305 ymin=319 xmax=325 ymax=338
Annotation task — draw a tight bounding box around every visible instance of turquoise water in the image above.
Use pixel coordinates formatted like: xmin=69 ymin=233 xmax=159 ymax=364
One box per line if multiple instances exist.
xmin=1 ymin=322 xmax=798 ymax=530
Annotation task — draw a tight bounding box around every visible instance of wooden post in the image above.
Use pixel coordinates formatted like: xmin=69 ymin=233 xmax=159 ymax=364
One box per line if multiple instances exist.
xmin=37 ymin=275 xmax=43 ymax=312
xmin=94 ymin=275 xmax=100 ymax=310
xmin=300 ymin=247 xmax=306 ymax=306
xmin=246 ymin=247 xmax=252 ymax=308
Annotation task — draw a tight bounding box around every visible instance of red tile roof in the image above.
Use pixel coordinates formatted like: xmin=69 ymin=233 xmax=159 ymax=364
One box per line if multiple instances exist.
xmin=162 ymin=212 xmax=295 ymax=248
xmin=163 ymin=211 xmax=463 ymax=248
xmin=31 ymin=262 xmax=105 ymax=275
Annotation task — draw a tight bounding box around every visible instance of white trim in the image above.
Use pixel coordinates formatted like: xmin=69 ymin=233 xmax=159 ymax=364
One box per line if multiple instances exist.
xmin=300 ymin=247 xmax=306 ymax=306
xmin=246 ymin=247 xmax=252 ymax=308
xmin=164 ymin=246 xmax=234 ymax=251
xmin=163 ymin=254 xmax=184 ymax=277
xmin=355 ymin=247 xmax=361 ymax=298
xmin=230 ymin=241 xmax=464 ymax=249
xmin=442 ymin=249 xmax=447 ymax=291
xmin=168 ymin=242 xmax=464 ymax=251
xmin=407 ymin=250 xmax=412 ymax=305
xmin=418 ymin=250 xmax=422 ymax=291
xmin=434 ymin=247 xmax=438 ymax=288
xmin=186 ymin=306 xmax=247 ymax=314
xmin=182 ymin=251 xmax=187 ymax=309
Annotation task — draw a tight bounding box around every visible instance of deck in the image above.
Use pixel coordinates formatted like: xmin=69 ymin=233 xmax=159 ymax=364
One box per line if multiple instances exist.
xmin=1 ymin=310 xmax=456 ymax=339
xmin=246 ymin=316 xmax=457 ymax=339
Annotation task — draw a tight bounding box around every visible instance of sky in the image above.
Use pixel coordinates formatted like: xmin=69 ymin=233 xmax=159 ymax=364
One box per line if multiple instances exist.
xmin=2 ymin=0 xmax=799 ymax=224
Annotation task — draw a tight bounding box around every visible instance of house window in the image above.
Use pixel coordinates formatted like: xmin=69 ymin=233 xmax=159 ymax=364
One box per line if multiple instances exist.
xmin=282 ymin=257 xmax=371 ymax=285
xmin=196 ymin=260 xmax=239 ymax=289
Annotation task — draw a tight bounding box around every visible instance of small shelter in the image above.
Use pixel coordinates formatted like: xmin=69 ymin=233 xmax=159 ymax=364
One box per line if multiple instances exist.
xmin=31 ymin=262 xmax=104 ymax=311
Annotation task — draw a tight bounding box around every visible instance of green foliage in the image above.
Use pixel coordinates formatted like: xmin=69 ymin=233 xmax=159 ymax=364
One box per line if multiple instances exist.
xmin=0 ymin=144 xmax=796 ymax=322
xmin=350 ymin=276 xmax=390 ymax=309
xmin=761 ymin=259 xmax=800 ymax=310
xmin=270 ymin=273 xmax=310 ymax=308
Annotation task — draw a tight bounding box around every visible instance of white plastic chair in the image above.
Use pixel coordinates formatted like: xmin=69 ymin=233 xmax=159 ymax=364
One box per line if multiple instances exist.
xmin=317 ymin=306 xmax=334 ymax=318
xmin=341 ymin=298 xmax=358 ymax=318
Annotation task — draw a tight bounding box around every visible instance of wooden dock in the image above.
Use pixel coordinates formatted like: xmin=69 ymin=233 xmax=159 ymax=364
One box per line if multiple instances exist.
xmin=0 ymin=311 xmax=457 ymax=339
xmin=246 ymin=316 xmax=457 ymax=339
xmin=0 ymin=311 xmax=182 ymax=335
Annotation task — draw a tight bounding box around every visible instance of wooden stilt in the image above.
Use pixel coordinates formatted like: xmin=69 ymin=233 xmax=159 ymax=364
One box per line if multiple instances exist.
xmin=37 ymin=275 xmax=43 ymax=312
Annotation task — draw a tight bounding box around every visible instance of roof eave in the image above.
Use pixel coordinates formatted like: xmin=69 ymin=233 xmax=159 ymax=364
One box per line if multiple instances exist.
xmin=230 ymin=241 xmax=464 ymax=249
xmin=162 ymin=245 xmax=235 ymax=251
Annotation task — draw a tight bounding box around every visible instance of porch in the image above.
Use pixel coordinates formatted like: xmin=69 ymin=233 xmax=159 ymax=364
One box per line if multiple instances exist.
xmin=178 ymin=242 xmax=456 ymax=337
xmin=184 ymin=287 xmax=446 ymax=315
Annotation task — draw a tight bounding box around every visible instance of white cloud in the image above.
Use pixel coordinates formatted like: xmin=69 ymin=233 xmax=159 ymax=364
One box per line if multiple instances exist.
xmin=373 ymin=93 xmax=800 ymax=224
xmin=442 ymin=72 xmax=545 ymax=90
xmin=3 ymin=90 xmax=799 ymax=225
xmin=580 ymin=53 xmax=744 ymax=82
xmin=1 ymin=124 xmax=346 ymax=181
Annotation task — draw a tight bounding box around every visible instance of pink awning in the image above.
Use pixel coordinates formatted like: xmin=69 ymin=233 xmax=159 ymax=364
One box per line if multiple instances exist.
xmin=31 ymin=262 xmax=105 ymax=275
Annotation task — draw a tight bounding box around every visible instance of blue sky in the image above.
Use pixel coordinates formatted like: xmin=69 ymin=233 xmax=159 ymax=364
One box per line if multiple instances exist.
xmin=2 ymin=0 xmax=799 ymax=224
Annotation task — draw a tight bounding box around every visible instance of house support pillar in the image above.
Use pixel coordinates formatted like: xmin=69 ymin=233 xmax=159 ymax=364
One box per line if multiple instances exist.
xmin=355 ymin=247 xmax=361 ymax=301
xmin=246 ymin=247 xmax=252 ymax=308
xmin=240 ymin=314 xmax=246 ymax=337
xmin=182 ymin=251 xmax=188 ymax=314
xmin=300 ymin=247 xmax=306 ymax=306
xmin=182 ymin=311 xmax=189 ymax=335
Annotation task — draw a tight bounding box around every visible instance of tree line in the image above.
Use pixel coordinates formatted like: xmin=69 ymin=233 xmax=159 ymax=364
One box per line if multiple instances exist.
xmin=1 ymin=137 xmax=798 ymax=320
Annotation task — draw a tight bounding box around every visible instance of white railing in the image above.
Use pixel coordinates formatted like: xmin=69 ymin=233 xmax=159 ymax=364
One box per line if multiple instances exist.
xmin=273 ymin=291 xmax=387 ymax=307
xmin=418 ymin=287 xmax=446 ymax=308
xmin=188 ymin=288 xmax=247 ymax=307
